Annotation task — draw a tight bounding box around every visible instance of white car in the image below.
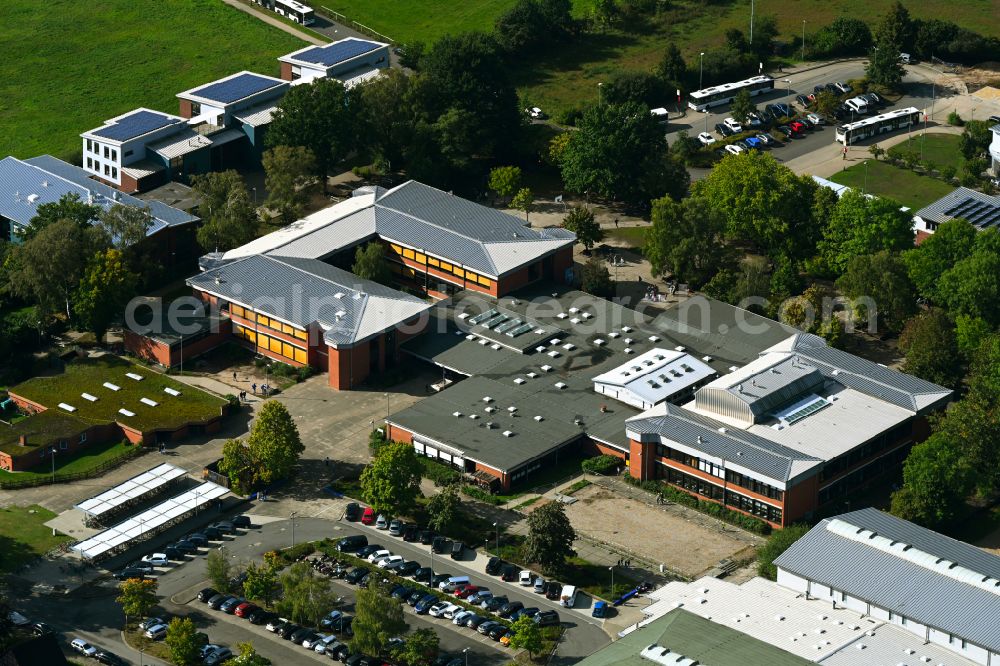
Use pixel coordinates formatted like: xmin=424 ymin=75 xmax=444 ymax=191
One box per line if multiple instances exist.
xmin=723 ymin=117 xmax=743 ymax=132
xmin=429 ymin=602 xmax=458 ymax=618
xmin=144 ymin=623 xmax=168 ymax=640
xmin=724 ymin=144 xmax=745 ymax=155
xmin=442 ymin=604 xmax=464 ymax=620
xmin=138 ymin=617 xmax=165 ymax=632
xmin=315 ymin=635 xmax=341 ymax=654
xmin=302 ymin=634 xmax=329 ymax=649
xmin=468 ymin=589 xmax=492 ymax=604
xmin=141 ymin=553 xmax=170 ymax=567
xmin=519 ymin=570 xmax=534 ymax=586
xmin=375 ymin=514 xmax=388 ymax=529
xmin=452 ymin=610 xmax=474 ymax=625
xmin=697 ymin=132 xmax=716 ymax=146
xmin=806 ymin=112 xmax=825 ymax=125
xmin=71 ymin=638 xmax=98 ymax=657
xmin=525 ymin=107 xmax=545 ymax=119
xmin=377 ymin=555 xmax=404 ymax=569
xmin=366 ymin=549 xmax=392 ymax=563
xmin=199 ymin=644 xmax=223 ymax=660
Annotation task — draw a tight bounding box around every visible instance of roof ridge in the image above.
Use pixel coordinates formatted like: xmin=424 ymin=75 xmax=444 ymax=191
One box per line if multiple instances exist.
xmin=374 ymin=205 xmax=500 ymax=275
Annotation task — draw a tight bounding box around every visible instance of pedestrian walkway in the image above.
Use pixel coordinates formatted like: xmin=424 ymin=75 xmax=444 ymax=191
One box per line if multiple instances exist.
xmin=220 ymin=0 xmax=325 ymax=45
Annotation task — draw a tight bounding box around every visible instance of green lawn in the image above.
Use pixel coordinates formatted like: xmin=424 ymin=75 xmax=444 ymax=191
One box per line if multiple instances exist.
xmin=888 ymin=133 xmax=964 ymax=171
xmin=0 ymin=0 xmax=306 ymax=161
xmin=607 ymin=226 xmax=647 ymax=249
xmin=0 ymin=505 xmax=71 ymax=573
xmin=828 ymin=160 xmax=955 ymax=211
xmin=0 ymin=439 xmax=136 ymax=483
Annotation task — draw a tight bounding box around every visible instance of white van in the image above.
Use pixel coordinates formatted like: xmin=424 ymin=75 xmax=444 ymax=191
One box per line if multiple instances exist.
xmin=559 ymin=584 xmax=578 ymax=608
xmin=845 ymin=97 xmax=869 ymax=114
xmin=439 ymin=575 xmax=470 ymax=592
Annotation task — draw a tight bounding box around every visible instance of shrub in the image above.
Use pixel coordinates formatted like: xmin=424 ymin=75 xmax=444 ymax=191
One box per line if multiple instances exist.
xmin=419 ymin=457 xmax=461 ymax=486
xmin=581 ymin=454 xmax=621 ymax=475
xmin=224 ymin=394 xmax=240 ymax=408
xmin=757 ymin=524 xmax=811 ymax=579
xmin=941 ymin=165 xmax=957 ymax=182
xmin=280 ymin=542 xmax=316 ymax=563
xmin=622 ymin=473 xmax=771 ymax=534
xmin=462 ymin=484 xmax=505 ymax=505
xmin=555 ymin=106 xmax=585 ymax=127
xmin=947 ymin=111 xmax=964 ymax=126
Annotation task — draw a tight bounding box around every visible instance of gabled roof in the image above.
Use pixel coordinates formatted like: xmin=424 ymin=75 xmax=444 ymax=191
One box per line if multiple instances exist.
xmin=280 ymin=37 xmax=387 ymax=68
xmin=0 ymin=155 xmax=197 ymax=237
xmin=177 ymin=71 xmax=287 ymax=106
xmin=914 ymin=186 xmax=1000 ymax=230
xmin=83 ymin=108 xmax=185 ymax=143
xmin=774 ymin=508 xmax=1000 ymax=653
xmin=592 ymin=348 xmax=716 ymax=406
xmin=187 ymin=254 xmax=431 ymax=347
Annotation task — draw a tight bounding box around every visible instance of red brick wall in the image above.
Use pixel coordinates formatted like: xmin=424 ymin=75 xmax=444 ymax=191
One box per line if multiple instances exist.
xmin=581 ymin=439 xmax=628 ymax=462
xmin=629 ymin=438 xmax=654 ymax=479
xmin=783 ymin=475 xmax=819 ymax=525
xmin=179 ymin=99 xmax=194 ymax=118
xmin=280 ymin=62 xmax=293 ymax=80
xmin=552 ymin=246 xmax=573 ymax=279
xmin=125 ymin=323 xmax=232 ymax=368
xmin=124 ymin=330 xmax=172 ymax=366
xmin=1 ymin=422 xmax=121 ymax=472
xmin=120 ymin=173 xmax=139 ymax=194
xmin=498 ymin=263 xmax=535 ymax=296
xmin=386 ymin=424 xmax=414 ymax=443
xmin=328 ymin=342 xmax=371 ymax=390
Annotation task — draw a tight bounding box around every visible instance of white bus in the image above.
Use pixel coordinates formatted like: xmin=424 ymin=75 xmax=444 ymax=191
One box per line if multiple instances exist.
xmin=688 ymin=75 xmax=774 ymax=111
xmin=251 ymin=0 xmax=316 ymax=25
xmin=835 ymin=107 xmax=921 ymax=145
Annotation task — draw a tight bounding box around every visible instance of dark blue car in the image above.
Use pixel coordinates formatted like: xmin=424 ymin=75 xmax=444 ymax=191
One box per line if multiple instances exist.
xmin=414 ymin=594 xmax=439 ymax=614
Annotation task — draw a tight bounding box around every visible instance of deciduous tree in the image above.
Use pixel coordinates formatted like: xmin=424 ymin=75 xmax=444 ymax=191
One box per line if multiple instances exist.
xmin=262 ymin=145 xmax=316 ymax=225
xmin=729 ymin=89 xmax=756 ymax=124
xmin=890 ymin=432 xmax=972 ymax=527
xmin=116 ymin=577 xmax=158 ymax=625
xmin=488 ymin=166 xmax=523 ymax=203
xmin=17 ymin=192 xmax=101 ymax=241
xmin=393 ymin=627 xmax=438 ymax=666
xmin=246 ymin=401 xmax=304 ymax=486
xmin=360 ymin=441 xmax=423 ymax=516
xmin=277 ymin=562 xmax=340 ymax=627
xmin=903 ymin=219 xmax=977 ymax=302
xmin=819 ymin=188 xmax=914 ymax=274
xmin=524 ymin=501 xmax=576 ymax=573
xmin=835 ymin=251 xmax=916 ymax=333
xmin=645 ymin=195 xmax=730 ymax=287
xmin=352 ymin=579 xmax=407 ymax=657
xmin=351 ymin=242 xmax=392 ymax=285
xmin=74 ymin=248 xmax=138 ymax=342
xmin=657 ymin=43 xmax=687 ymax=89
xmin=360 ymin=70 xmax=420 ymax=169
xmin=562 ymin=206 xmax=604 ymax=251
xmin=508 ymin=616 xmax=544 ymax=657
xmin=426 ymin=485 xmax=461 ymax=534
xmin=937 ymin=230 xmax=1000 ymax=325
xmin=602 ymin=71 xmax=667 ymax=109
xmin=511 ymin=187 xmax=534 ymax=221
xmin=756 ymin=524 xmax=811 ymax=580
xmin=959 ymin=120 xmax=992 ymax=160
xmin=206 ymin=548 xmax=232 ymax=594
xmin=98 ymin=204 xmax=152 ymax=250
xmin=218 ymin=438 xmax=254 ymax=495
xmin=580 ymin=256 xmax=613 ymax=298
xmin=229 ymin=642 xmax=273 ymax=666
xmin=165 ymin=617 xmax=202 ymax=666
xmin=243 ymin=560 xmax=280 ymax=607
xmin=899 ymin=309 xmax=962 ymax=388
xmin=192 ymin=171 xmax=258 ymax=252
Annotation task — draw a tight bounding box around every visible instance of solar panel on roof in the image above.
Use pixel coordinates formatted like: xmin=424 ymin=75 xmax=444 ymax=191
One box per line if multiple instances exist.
xmin=91 ymin=110 xmax=181 ymax=142
xmin=297 ymin=39 xmax=381 ymax=66
xmin=189 ymin=73 xmax=281 ymax=104
xmin=943 ymin=196 xmax=1000 ymax=229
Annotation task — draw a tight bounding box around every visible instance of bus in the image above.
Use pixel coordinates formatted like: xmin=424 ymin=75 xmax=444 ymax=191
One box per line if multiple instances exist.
xmin=251 ymin=0 xmax=316 ymax=25
xmin=688 ymin=75 xmax=774 ymax=111
xmin=835 ymin=107 xmax=920 ymax=145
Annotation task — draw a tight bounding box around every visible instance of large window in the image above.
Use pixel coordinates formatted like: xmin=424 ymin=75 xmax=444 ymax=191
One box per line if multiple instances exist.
xmin=385 ymin=243 xmax=493 ymax=289
xmin=664 ymin=465 xmax=725 ymax=501
xmin=228 ymin=304 xmax=308 ymax=341
xmin=725 ymin=469 xmax=784 ymax=500
xmin=725 ymin=490 xmax=783 ymax=523
xmin=234 ymin=324 xmax=308 ymax=364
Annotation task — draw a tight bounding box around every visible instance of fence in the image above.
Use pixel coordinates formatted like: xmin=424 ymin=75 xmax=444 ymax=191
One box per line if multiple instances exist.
xmin=0 ymin=445 xmax=148 ymax=489
xmin=318 ymin=6 xmax=396 ymax=45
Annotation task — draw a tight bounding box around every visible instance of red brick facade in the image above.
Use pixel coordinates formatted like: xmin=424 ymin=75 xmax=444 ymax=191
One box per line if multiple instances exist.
xmin=124 ymin=321 xmax=232 ymax=368
xmin=179 ymin=99 xmax=194 ymax=119
xmin=280 ymin=62 xmax=294 ymax=81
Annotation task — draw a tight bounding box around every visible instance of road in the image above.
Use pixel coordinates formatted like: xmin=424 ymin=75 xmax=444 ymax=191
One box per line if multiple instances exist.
xmin=20 ymin=516 xmax=608 ymax=664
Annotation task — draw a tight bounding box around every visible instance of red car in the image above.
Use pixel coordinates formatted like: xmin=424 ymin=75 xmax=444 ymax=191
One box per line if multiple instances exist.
xmin=454 ymin=585 xmax=479 ymax=599
xmin=234 ymin=602 xmax=259 ymax=618
xmin=361 ymin=507 xmax=375 ymax=525
xmin=789 ymin=121 xmax=808 ymax=134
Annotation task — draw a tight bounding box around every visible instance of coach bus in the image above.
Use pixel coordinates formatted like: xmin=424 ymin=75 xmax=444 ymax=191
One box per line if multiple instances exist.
xmin=251 ymin=0 xmax=316 ymax=25
xmin=834 ymin=107 xmax=921 ymax=145
xmin=687 ymin=75 xmax=774 ymax=111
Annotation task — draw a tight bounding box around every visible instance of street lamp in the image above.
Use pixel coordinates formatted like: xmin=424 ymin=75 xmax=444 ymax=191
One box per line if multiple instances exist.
xmin=802 ymin=20 xmax=806 ymax=61
xmin=609 ymin=565 xmax=615 ymax=599
xmin=597 ymin=82 xmax=603 ymax=105
xmin=749 ymin=0 xmax=754 ymax=46
xmin=290 ymin=511 xmax=298 ymax=547
xmin=492 ymin=522 xmax=499 ymax=554
xmin=703 ymin=109 xmax=710 ymax=133
xmin=699 ymin=52 xmax=705 ymax=90
xmin=384 ymin=392 xmax=390 ymax=421
xmin=463 ymin=648 xmax=470 ymax=666
xmin=49 ymin=447 xmax=57 ymax=484
xmin=193 ymin=489 xmax=202 ymax=517
xmin=783 ymin=78 xmax=791 ymax=104
xmin=863 ymin=160 xmax=870 ymax=194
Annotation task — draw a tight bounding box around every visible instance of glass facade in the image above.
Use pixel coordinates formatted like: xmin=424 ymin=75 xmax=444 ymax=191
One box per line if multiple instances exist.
xmin=385 ymin=243 xmax=493 ymax=289
xmin=660 ymin=463 xmax=784 ymax=524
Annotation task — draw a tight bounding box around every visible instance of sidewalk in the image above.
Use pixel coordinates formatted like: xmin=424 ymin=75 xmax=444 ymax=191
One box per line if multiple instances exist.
xmin=220 ymin=0 xmax=325 ymax=45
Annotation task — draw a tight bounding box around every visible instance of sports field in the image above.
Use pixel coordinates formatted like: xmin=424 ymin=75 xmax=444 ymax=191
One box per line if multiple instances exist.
xmin=0 ymin=0 xmax=306 ymax=161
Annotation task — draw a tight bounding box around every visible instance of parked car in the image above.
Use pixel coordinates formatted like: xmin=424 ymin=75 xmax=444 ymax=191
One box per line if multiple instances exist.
xmin=356 ymin=544 xmax=382 ymax=559
xmin=536 ymin=609 xmax=562 ymax=626
xmin=163 ymin=546 xmax=185 ymax=561
xmin=344 ymin=503 xmax=362 ymax=521
xmin=214 ymin=521 xmax=235 ymax=534
xmin=465 ymin=614 xmax=489 ymax=630
xmin=235 ymin=602 xmax=259 ymax=618
xmin=402 ymin=524 xmax=419 ymax=541
xmin=204 ymin=647 xmax=233 ymax=666
xmin=208 ymin=594 xmax=233 ymax=610
xmin=432 ymin=536 xmax=452 ymax=554
xmin=860 ymin=92 xmax=881 ymax=106
xmin=266 ymin=617 xmax=289 ymax=633
xmin=320 ymin=610 xmax=345 ymax=629
xmin=483 ymin=596 xmax=507 ymax=613
xmin=377 ymin=555 xmax=404 ymax=569
xmin=202 ymin=526 xmax=223 ymax=540
xmin=415 ymin=594 xmax=440 ymax=614
xmin=545 ymin=582 xmax=562 ymax=600
xmin=430 ymin=573 xmax=452 ymax=588
xmin=412 ymin=567 xmax=433 ymax=583
xmin=388 ymin=519 xmax=404 ymax=536
xmin=221 ymin=597 xmax=246 ymax=614
xmin=186 ymin=533 xmax=208 ymax=547
xmin=391 ymin=585 xmax=415 ymax=601
xmin=338 ymin=535 xmax=368 ymax=553
xmin=513 ymin=607 xmax=539 ymax=621
xmin=139 ymin=618 xmax=166 ymax=632
xmin=500 ymin=630 xmax=514 ymax=647
xmin=468 ymin=589 xmax=493 ymax=604
xmin=501 ymin=565 xmax=519 ymax=582
xmin=775 ymin=125 xmax=794 ymax=138
xmin=789 ymin=120 xmax=808 ymax=134
xmin=297 ymin=630 xmax=322 ymax=647
xmin=113 ymin=567 xmax=148 ymax=581
xmin=232 ymin=514 xmax=252 ymax=529
xmin=795 ymin=94 xmax=812 ymax=108
xmin=249 ymin=609 xmax=277 ymax=625
xmin=714 ymin=122 xmax=735 ymax=137
xmin=454 ymin=584 xmax=479 ymax=599
xmin=478 ymin=620 xmax=502 ymax=636
xmin=724 ymin=144 xmax=744 ymax=155
xmin=452 ymin=610 xmax=473 ymax=626
xmin=361 ymin=507 xmax=375 ymax=525
xmin=485 ymin=557 xmax=504 ymax=575
xmin=395 ymin=561 xmax=420 ymax=577
xmin=592 ymin=601 xmax=608 ymax=618
xmin=428 ymin=602 xmax=454 ymax=618
xmin=756 ymin=133 xmax=777 ymax=147
xmin=328 ymin=643 xmax=352 ymax=661
xmin=723 ymin=117 xmax=743 ymax=132
xmin=450 ymin=541 xmax=465 ymax=560
xmin=697 ymin=131 xmax=716 ymax=146
xmin=806 ymin=112 xmax=825 ymax=125
xmin=144 ymin=623 xmax=168 ymax=640
xmin=315 ymin=635 xmax=343 ymax=655
xmin=488 ymin=623 xmax=509 ymax=640
xmin=345 ymin=567 xmax=368 ymax=585
xmin=367 ymin=549 xmax=392 ymax=564
xmin=141 ymin=553 xmax=169 ymax=567
xmin=71 ymin=638 xmax=98 ymax=657
xmin=498 ymin=601 xmax=524 ymax=618
xmin=743 ymin=136 xmax=763 ymax=150
xmin=30 ymin=622 xmax=53 ymax=636
xmin=746 ymin=112 xmax=765 ymax=128
xmin=518 ymin=570 xmax=534 ymax=586
xmin=279 ymin=623 xmax=303 ymax=640
xmin=407 ymin=590 xmax=426 ymax=606
xmin=375 ymin=515 xmax=388 ymax=530
xmin=172 ymin=540 xmax=197 ymax=554
xmin=833 ymin=81 xmax=853 ymax=93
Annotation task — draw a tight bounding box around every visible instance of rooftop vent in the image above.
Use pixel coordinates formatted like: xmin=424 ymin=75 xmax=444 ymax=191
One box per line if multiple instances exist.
xmin=534 ymin=415 xmax=544 ymax=422
xmin=334 ymin=292 xmax=345 ymax=299
xmin=336 ymin=310 xmax=347 ymax=319
xmin=536 ymin=346 xmax=547 ymax=353
xmin=541 ymin=365 xmax=553 ymax=372
xmin=609 ymin=332 xmax=620 ymax=338
xmin=703 ymin=356 xmax=712 ymax=362
xmin=594 ymin=339 xmax=605 ymax=345
xmin=502 ymin=430 xmax=514 ymax=438
xmin=582 ymin=312 xmax=593 ymax=319
xmin=624 ymin=348 xmax=633 ymax=355
xmin=483 ymin=396 xmax=493 ymax=402
xmin=550 ymin=338 xmax=562 ymax=345
xmin=675 ymin=346 xmax=685 ymax=352
xmin=453 ymin=411 xmax=463 ymax=417
xmin=527 ymin=372 xmax=538 ymax=378
xmin=508 ymin=406 xmax=518 ymax=413
xmin=554 ymin=382 xmax=567 ymax=389
xmin=548 ymin=350 xmax=560 ymax=358
xmin=514 ymin=378 xmax=526 ymax=385
xmin=622 ymin=326 xmax=632 ymax=332
xmin=485 ymin=406 xmax=497 ymax=413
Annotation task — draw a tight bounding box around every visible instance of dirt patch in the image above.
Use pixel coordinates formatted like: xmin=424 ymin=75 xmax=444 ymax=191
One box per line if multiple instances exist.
xmin=563 ymin=483 xmax=756 ymax=579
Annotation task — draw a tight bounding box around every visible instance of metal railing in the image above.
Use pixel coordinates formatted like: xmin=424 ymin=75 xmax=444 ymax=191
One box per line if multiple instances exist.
xmin=0 ymin=445 xmax=148 ymax=489
xmin=319 ymin=6 xmax=395 ymax=44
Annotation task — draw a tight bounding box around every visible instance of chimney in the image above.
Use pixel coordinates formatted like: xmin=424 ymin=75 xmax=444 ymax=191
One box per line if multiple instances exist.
xmin=19 ymin=435 xmax=28 ymax=446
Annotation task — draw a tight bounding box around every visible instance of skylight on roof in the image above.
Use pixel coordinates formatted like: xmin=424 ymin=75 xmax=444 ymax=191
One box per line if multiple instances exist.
xmin=773 ymin=394 xmax=831 ymax=425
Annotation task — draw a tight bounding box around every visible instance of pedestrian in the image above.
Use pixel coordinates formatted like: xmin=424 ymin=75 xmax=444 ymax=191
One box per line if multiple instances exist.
xmin=233 ymin=371 xmax=237 ymax=381
xmin=324 ymin=456 xmax=329 ymax=467
xmin=614 ymin=218 xmax=619 ymax=228
xmin=842 ymin=146 xmax=847 ymax=160
xmin=252 ymin=383 xmax=257 ymax=394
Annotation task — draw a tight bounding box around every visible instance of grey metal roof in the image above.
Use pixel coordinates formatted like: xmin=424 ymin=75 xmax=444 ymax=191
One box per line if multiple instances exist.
xmin=186 ymin=254 xmax=431 ymax=346
xmin=774 ymin=509 xmax=1000 ymax=653
xmin=375 ymin=206 xmax=498 ymax=274
xmin=914 ymin=186 xmax=1000 ymax=230
xmin=724 ymin=356 xmax=825 ymax=418
xmin=1 ymin=156 xmax=196 ymax=236
xmin=149 ymin=129 xmax=212 ymax=159
xmin=626 ymin=403 xmax=821 ymax=482
xmin=233 ymin=100 xmax=280 ymax=128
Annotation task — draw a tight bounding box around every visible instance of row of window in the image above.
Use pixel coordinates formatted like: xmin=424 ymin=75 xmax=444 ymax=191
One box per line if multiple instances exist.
xmin=661 ymin=465 xmax=783 ymax=523
xmin=819 ymin=422 xmax=912 ymax=482
xmin=229 ymin=304 xmax=309 ymax=341
xmin=386 ymin=243 xmax=493 ymax=288
xmin=234 ymin=324 xmax=308 ymax=364
xmin=85 ymin=140 xmax=119 ymax=162
xmin=86 ymin=158 xmax=119 ymax=180
xmin=35 ymin=433 xmax=87 ymax=457
xmin=818 ymin=445 xmax=910 ymax=505
xmin=659 ymin=444 xmax=784 ymax=500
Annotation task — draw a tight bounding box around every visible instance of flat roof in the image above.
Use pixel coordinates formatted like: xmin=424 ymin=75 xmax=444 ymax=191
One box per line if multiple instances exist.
xmin=179 ymin=71 xmax=286 ymax=106
xmin=85 ymin=108 xmax=185 ymax=143
xmin=282 ymin=38 xmax=386 ymax=67
xmin=593 ymin=348 xmax=716 ymax=406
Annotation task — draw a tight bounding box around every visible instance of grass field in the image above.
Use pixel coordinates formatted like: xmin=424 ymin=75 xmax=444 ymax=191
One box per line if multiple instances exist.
xmin=0 ymin=505 xmax=71 ymax=573
xmin=0 ymin=0 xmax=306 ymax=161
xmin=888 ymin=133 xmax=964 ymax=171
xmin=0 ymin=439 xmax=136 ymax=483
xmin=829 ymin=159 xmax=955 ymax=210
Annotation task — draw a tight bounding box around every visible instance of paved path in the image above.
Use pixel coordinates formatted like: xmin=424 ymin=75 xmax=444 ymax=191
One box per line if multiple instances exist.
xmin=220 ymin=0 xmax=325 ymax=45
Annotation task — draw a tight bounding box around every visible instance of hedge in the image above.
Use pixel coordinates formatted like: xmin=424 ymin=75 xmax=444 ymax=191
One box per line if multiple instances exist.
xmin=419 ymin=457 xmax=461 ymax=487
xmin=581 ymin=454 xmax=620 ymax=475
xmin=461 ymin=485 xmax=505 ymax=505
xmin=623 ymin=474 xmax=771 ymax=535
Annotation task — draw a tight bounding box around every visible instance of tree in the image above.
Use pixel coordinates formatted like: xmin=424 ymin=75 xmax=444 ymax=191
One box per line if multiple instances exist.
xmin=657 ymin=43 xmax=687 ymax=89
xmin=507 ymin=616 xmax=544 ymax=657
xmin=817 ymin=189 xmax=915 ymax=274
xmin=352 ymin=579 xmax=408 ymax=657
xmin=360 ymin=69 xmax=421 ymax=169
xmin=360 ymin=441 xmax=423 ymax=516
xmin=813 ymin=90 xmax=841 ymax=118
xmin=903 ymin=219 xmax=977 ymax=302
xmin=243 ymin=559 xmax=280 ymax=607
xmin=98 ymin=204 xmax=152 ymax=250
xmin=937 ymin=232 xmax=1000 ymax=326
xmin=547 ymin=132 xmax=571 ymax=166
xmin=645 ymin=195 xmax=731 ymax=287
xmin=756 ymin=524 xmax=811 ymax=579
xmin=511 ymin=187 xmax=534 ymax=221
xmin=835 ymin=251 xmax=917 ymax=333
xmin=580 ymin=256 xmax=613 ymax=298
xmin=876 ymin=0 xmax=914 ymax=50
xmin=268 ymin=78 xmax=363 ymax=189
xmin=9 ymin=218 xmax=109 ymax=319
xmin=192 ymin=171 xmax=258 ymax=252
xmin=899 ymin=309 xmax=962 ymax=388
xmin=165 ymin=617 xmax=202 ymax=666
xmin=246 ymin=400 xmax=304 ymax=486
xmin=730 ymin=89 xmax=756 ymax=124
xmin=591 ymin=0 xmax=620 ymax=29
xmin=562 ymin=206 xmax=604 ymax=251
xmin=262 ymin=145 xmax=316 ymax=225
xmin=489 ymin=166 xmax=523 ymax=203
xmin=228 ymin=642 xmax=273 ymax=666
xmin=866 ymin=3 xmax=909 ymax=89
xmin=959 ymin=120 xmax=991 ymax=160
xmin=524 ymin=501 xmax=576 ymax=573
xmin=891 ymin=432 xmax=972 ymax=527
xmin=352 ymin=242 xmax=392 ymax=285
xmin=206 ymin=548 xmax=233 ymax=594
xmin=955 ymin=314 xmax=992 ymax=358
xmin=277 ymin=562 xmax=340 ymax=627
xmin=493 ymin=0 xmax=549 ymax=54
xmin=394 ymin=627 xmax=438 ymax=666
xmin=116 ymin=577 xmax=158 ymax=625
xmin=17 ymin=192 xmax=101 ymax=241
xmin=602 ymin=71 xmax=667 ymax=109
xmin=74 ymin=248 xmax=138 ymax=342
xmin=693 ymin=152 xmax=818 ymax=263
xmin=560 ymin=101 xmax=689 ymax=207
xmin=218 ymin=438 xmax=254 ymax=495
xmin=426 ymin=485 xmax=461 ymax=534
